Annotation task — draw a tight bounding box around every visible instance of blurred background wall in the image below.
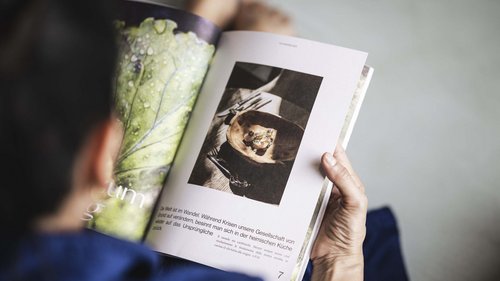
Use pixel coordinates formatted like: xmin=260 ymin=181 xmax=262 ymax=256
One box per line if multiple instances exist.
xmin=158 ymin=0 xmax=500 ymax=280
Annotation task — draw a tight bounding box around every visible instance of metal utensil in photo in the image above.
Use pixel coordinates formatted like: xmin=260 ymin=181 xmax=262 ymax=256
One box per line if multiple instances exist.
xmin=217 ymin=92 xmax=261 ymax=117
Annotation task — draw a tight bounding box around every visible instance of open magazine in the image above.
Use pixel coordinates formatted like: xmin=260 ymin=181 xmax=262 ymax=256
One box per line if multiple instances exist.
xmin=84 ymin=1 xmax=373 ymax=281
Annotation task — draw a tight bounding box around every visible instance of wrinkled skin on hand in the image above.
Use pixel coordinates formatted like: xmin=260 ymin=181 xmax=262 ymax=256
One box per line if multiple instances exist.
xmin=311 ymin=145 xmax=367 ymax=281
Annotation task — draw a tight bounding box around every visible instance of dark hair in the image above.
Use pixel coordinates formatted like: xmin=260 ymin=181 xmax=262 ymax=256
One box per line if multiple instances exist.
xmin=0 ymin=0 xmax=117 ymax=233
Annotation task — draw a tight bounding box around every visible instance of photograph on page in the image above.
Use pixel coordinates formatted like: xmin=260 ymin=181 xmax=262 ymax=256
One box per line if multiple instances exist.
xmin=188 ymin=62 xmax=322 ymax=205
xmin=86 ymin=2 xmax=219 ymax=240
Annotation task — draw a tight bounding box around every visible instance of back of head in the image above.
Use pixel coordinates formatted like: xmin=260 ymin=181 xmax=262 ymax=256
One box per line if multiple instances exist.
xmin=0 ymin=0 xmax=117 ymax=234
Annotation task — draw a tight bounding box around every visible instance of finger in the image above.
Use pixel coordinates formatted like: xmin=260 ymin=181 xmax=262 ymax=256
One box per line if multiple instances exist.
xmin=321 ymin=153 xmax=367 ymax=209
xmin=333 ymin=145 xmax=364 ymax=192
xmin=332 ymin=185 xmax=341 ymax=198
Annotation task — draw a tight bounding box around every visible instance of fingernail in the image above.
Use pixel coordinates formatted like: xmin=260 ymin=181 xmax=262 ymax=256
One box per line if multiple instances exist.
xmin=325 ymin=153 xmax=337 ymax=167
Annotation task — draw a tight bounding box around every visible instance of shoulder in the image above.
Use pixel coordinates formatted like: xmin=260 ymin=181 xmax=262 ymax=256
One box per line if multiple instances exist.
xmin=1 ymin=229 xmax=159 ymax=281
xmin=1 ymin=229 xmax=263 ymax=281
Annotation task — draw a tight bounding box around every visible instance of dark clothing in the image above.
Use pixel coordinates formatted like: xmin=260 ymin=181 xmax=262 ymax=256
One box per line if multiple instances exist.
xmin=0 ymin=229 xmax=260 ymax=281
xmin=0 ymin=207 xmax=407 ymax=281
xmin=363 ymin=207 xmax=409 ymax=281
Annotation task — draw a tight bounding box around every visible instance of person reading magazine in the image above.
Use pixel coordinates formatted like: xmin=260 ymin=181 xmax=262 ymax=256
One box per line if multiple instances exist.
xmin=0 ymin=0 xmax=367 ymax=280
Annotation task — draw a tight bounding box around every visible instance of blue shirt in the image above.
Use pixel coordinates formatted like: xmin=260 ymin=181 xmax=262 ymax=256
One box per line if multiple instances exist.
xmin=0 ymin=229 xmax=262 ymax=281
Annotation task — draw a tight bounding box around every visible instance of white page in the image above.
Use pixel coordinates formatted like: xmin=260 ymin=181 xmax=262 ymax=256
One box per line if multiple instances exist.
xmin=146 ymin=31 xmax=367 ymax=281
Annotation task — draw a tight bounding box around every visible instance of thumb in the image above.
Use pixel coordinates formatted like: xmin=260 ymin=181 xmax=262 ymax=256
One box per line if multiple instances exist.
xmin=321 ymin=152 xmax=366 ymax=209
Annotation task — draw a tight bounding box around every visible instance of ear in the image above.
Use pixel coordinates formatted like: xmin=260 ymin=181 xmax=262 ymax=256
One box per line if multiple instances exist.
xmin=88 ymin=117 xmax=123 ymax=190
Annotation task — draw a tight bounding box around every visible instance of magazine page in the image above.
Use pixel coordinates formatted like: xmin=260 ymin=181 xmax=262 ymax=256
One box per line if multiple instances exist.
xmin=146 ymin=31 xmax=367 ymax=281
xmin=83 ymin=1 xmax=220 ymax=241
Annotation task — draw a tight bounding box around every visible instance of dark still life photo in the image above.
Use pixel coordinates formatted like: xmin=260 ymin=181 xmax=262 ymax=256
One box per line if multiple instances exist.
xmin=188 ymin=62 xmax=323 ymax=205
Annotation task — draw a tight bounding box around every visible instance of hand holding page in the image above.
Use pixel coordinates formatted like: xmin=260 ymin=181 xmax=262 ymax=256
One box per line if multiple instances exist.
xmin=85 ymin=2 xmax=373 ymax=281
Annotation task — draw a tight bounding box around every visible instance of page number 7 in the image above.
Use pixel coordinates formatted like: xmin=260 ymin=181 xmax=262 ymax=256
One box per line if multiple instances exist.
xmin=278 ymin=271 xmax=284 ymax=279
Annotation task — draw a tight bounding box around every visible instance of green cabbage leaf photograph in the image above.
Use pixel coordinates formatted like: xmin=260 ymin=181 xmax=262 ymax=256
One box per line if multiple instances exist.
xmin=88 ymin=17 xmax=215 ymax=240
